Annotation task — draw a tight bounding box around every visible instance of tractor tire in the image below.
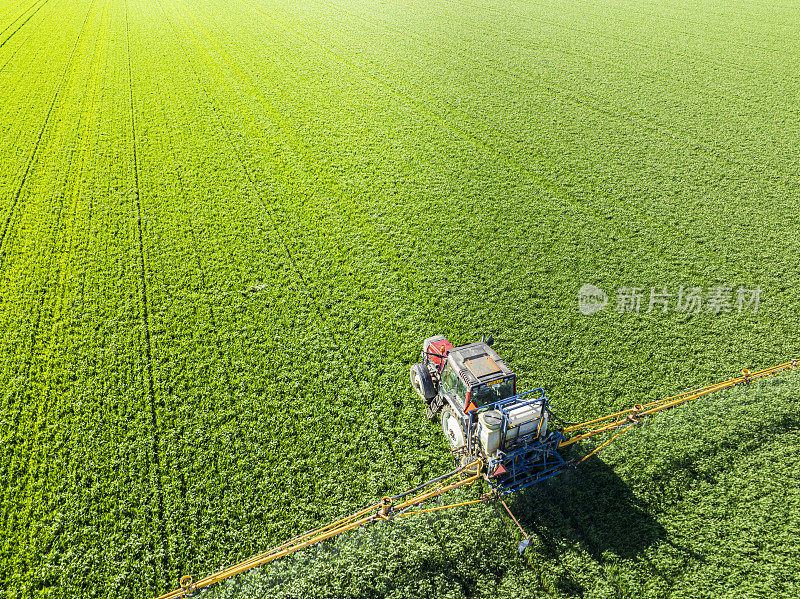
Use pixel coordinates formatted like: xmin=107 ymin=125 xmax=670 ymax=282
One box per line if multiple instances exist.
xmin=441 ymin=406 xmax=466 ymax=451
xmin=410 ymin=363 xmax=436 ymax=401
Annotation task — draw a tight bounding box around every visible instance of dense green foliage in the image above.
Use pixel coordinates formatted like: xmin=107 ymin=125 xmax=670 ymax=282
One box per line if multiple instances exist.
xmin=0 ymin=0 xmax=797 ymax=597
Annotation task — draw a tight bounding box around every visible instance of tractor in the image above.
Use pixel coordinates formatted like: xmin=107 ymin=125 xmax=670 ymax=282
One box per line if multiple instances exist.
xmin=409 ymin=335 xmax=567 ymax=493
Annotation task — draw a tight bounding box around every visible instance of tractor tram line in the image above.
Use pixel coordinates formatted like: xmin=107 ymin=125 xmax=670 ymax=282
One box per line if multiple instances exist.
xmin=0 ymin=0 xmax=93 ymax=266
xmin=0 ymin=0 xmax=50 ymax=50
xmin=125 ymin=0 xmax=169 ymax=579
xmin=153 ymin=5 xmax=505 ymax=582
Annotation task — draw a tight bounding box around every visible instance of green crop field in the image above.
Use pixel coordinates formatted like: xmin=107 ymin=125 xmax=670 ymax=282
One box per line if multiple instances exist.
xmin=1 ymin=0 xmax=798 ymax=597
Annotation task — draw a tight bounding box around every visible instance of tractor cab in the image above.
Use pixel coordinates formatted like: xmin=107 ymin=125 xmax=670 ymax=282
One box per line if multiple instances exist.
xmin=410 ymin=335 xmax=517 ymax=419
xmin=441 ymin=342 xmax=517 ymax=412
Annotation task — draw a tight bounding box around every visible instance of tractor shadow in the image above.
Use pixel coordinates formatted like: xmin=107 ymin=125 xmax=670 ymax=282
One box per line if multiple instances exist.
xmin=510 ymin=457 xmax=664 ymax=562
xmin=508 ymin=372 xmax=800 ymax=567
xmin=492 ymin=458 xmax=669 ymax=597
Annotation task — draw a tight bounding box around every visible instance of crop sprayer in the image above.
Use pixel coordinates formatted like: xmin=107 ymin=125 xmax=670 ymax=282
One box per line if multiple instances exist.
xmin=157 ymin=336 xmax=797 ymax=598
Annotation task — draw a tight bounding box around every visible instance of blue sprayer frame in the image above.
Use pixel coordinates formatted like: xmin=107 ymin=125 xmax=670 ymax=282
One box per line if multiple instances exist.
xmin=469 ymin=389 xmax=569 ymax=495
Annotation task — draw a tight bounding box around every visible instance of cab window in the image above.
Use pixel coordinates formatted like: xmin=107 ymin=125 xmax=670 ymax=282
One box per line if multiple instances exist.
xmin=471 ymin=378 xmax=516 ymax=407
xmin=456 ymin=378 xmax=467 ymax=404
xmin=441 ymin=363 xmax=457 ymax=393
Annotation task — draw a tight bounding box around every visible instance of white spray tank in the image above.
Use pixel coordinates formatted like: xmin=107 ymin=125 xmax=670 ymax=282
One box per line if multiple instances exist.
xmin=478 ymin=410 xmax=503 ymax=455
xmin=479 ymin=402 xmax=548 ymax=456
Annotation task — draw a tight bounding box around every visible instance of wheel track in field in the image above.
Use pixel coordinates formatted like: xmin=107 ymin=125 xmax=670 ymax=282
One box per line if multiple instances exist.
xmin=145 ymin=43 xmax=239 ymax=416
xmin=124 ymin=0 xmax=170 ymax=582
xmin=156 ymin=2 xmax=384 ymax=380
xmin=178 ymin=0 xmax=594 ymax=289
xmin=137 ymin=12 xmax=363 ymax=574
xmin=295 ymin=0 xmax=800 ymax=188
xmin=172 ymin=0 xmax=431 ymax=420
xmin=0 ymin=0 xmax=86 ymax=269
xmin=0 ymin=0 xmax=97 ymax=353
xmin=0 ymin=0 xmax=42 ymax=40
xmin=0 ymin=0 xmax=59 ymax=76
xmin=150 ymin=73 xmax=240 ymax=510
xmin=162 ymin=2 xmax=494 ymax=588
xmin=76 ymin=0 xmax=114 ymax=310
xmin=234 ymin=0 xmax=766 ymax=252
xmin=0 ymin=0 xmax=27 ymax=31
xmin=0 ymin=0 xmax=50 ymax=50
xmin=44 ymin=0 xmax=109 ymax=332
xmin=199 ymin=0 xmax=639 ymax=240
xmin=252 ymin=0 xmax=800 ymax=216
xmin=157 ymin=0 xmax=364 ymax=393
xmin=173 ymin=0 xmax=799 ymax=389
xmin=76 ymin=20 xmax=108 ymax=308
xmin=173 ymin=0 xmax=598 ymax=489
